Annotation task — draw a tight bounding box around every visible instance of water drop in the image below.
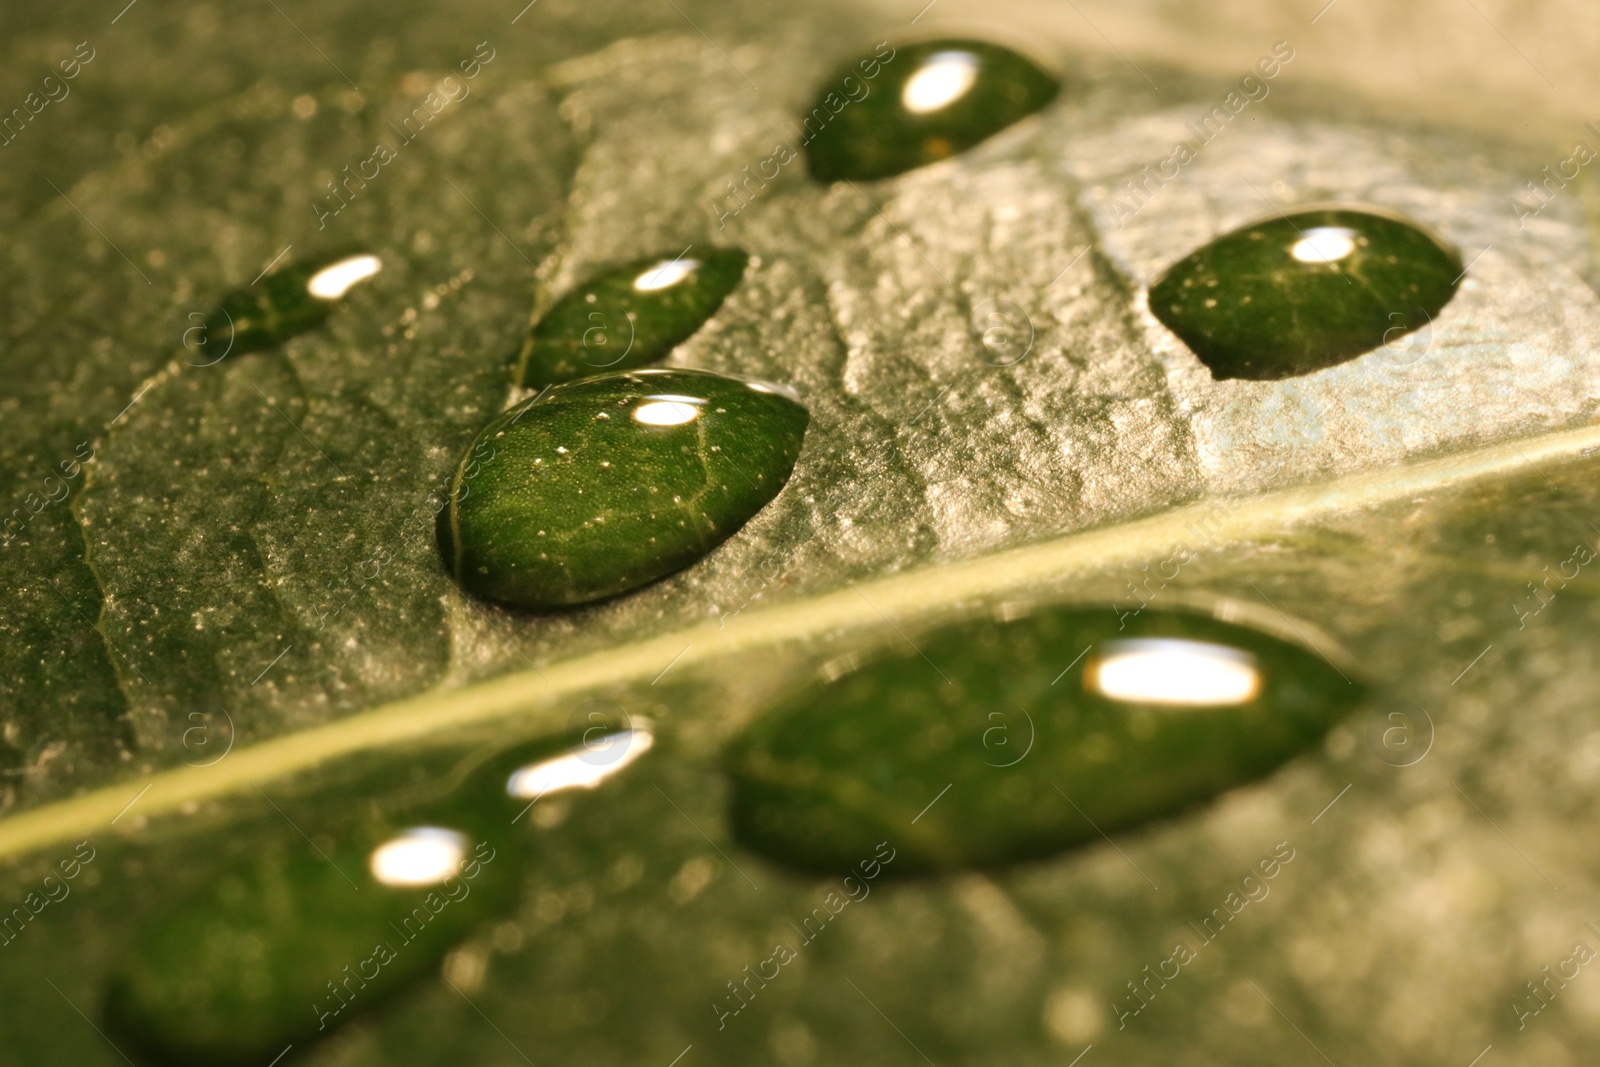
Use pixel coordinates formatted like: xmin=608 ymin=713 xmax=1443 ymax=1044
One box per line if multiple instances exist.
xmin=200 ymin=251 xmax=383 ymax=359
xmin=726 ymin=604 xmax=1364 ymax=874
xmin=513 ymin=249 xmax=748 ymax=387
xmin=1148 ymin=207 xmax=1461 ymax=380
xmin=803 ymin=39 xmax=1059 ymax=182
xmin=101 ymin=721 xmax=656 ymax=1063
xmin=438 ymin=368 xmax=808 ymax=608
xmin=103 ymin=813 xmax=515 ymax=1065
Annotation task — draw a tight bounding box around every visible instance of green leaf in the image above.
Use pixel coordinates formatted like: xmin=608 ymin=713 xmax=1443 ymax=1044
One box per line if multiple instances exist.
xmin=2 ymin=1 xmax=1598 ymax=1065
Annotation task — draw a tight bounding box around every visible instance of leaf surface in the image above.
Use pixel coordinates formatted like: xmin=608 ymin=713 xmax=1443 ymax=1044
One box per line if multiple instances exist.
xmin=1 ymin=2 xmax=1597 ymax=1065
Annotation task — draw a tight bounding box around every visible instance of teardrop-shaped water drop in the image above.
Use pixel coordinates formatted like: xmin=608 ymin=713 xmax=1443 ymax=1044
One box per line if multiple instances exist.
xmin=103 ymin=814 xmax=516 ymax=1065
xmin=439 ymin=368 xmax=808 ymax=609
xmin=804 ymin=39 xmax=1059 ymax=182
xmin=1147 ymin=207 xmax=1461 ymax=380
xmin=513 ymin=249 xmax=749 ymax=387
xmin=101 ymin=723 xmax=657 ymax=1064
xmin=198 ymin=251 xmax=383 ymax=360
xmin=726 ymin=604 xmax=1364 ymax=874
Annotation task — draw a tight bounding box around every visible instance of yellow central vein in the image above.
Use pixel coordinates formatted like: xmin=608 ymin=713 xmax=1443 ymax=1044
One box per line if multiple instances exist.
xmin=5 ymin=420 xmax=1598 ymax=861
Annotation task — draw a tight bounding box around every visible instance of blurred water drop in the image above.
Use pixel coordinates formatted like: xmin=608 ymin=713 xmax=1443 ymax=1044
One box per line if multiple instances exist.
xmin=727 ymin=603 xmax=1364 ymax=874
xmin=804 ymin=39 xmax=1059 ymax=182
xmin=194 ymin=250 xmax=383 ymax=361
xmin=512 ymin=249 xmax=748 ymax=387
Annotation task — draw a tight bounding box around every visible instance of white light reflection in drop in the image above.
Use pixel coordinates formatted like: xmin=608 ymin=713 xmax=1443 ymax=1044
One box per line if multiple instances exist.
xmin=901 ymin=51 xmax=980 ymax=114
xmin=633 ymin=258 xmax=699 ymax=292
xmin=306 ymin=254 xmax=383 ymax=300
xmin=1088 ymin=639 xmax=1261 ymax=707
xmin=506 ymin=728 xmax=655 ymax=799
xmin=1289 ymin=227 xmax=1358 ymax=265
xmin=368 ymin=826 xmax=468 ymax=887
xmin=632 ymin=395 xmax=705 ymax=426
xmin=743 ymin=379 xmax=802 ymax=403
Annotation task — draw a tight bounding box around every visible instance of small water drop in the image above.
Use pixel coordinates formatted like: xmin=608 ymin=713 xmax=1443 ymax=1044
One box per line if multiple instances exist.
xmin=726 ymin=604 xmax=1364 ymax=874
xmin=804 ymin=39 xmax=1059 ymax=182
xmin=1148 ymin=207 xmax=1461 ymax=380
xmin=513 ymin=249 xmax=748 ymax=387
xmin=438 ymin=368 xmax=807 ymax=608
xmin=100 ymin=721 xmax=656 ymax=1063
xmin=103 ymin=813 xmax=515 ymax=1065
xmin=201 ymin=251 xmax=383 ymax=359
